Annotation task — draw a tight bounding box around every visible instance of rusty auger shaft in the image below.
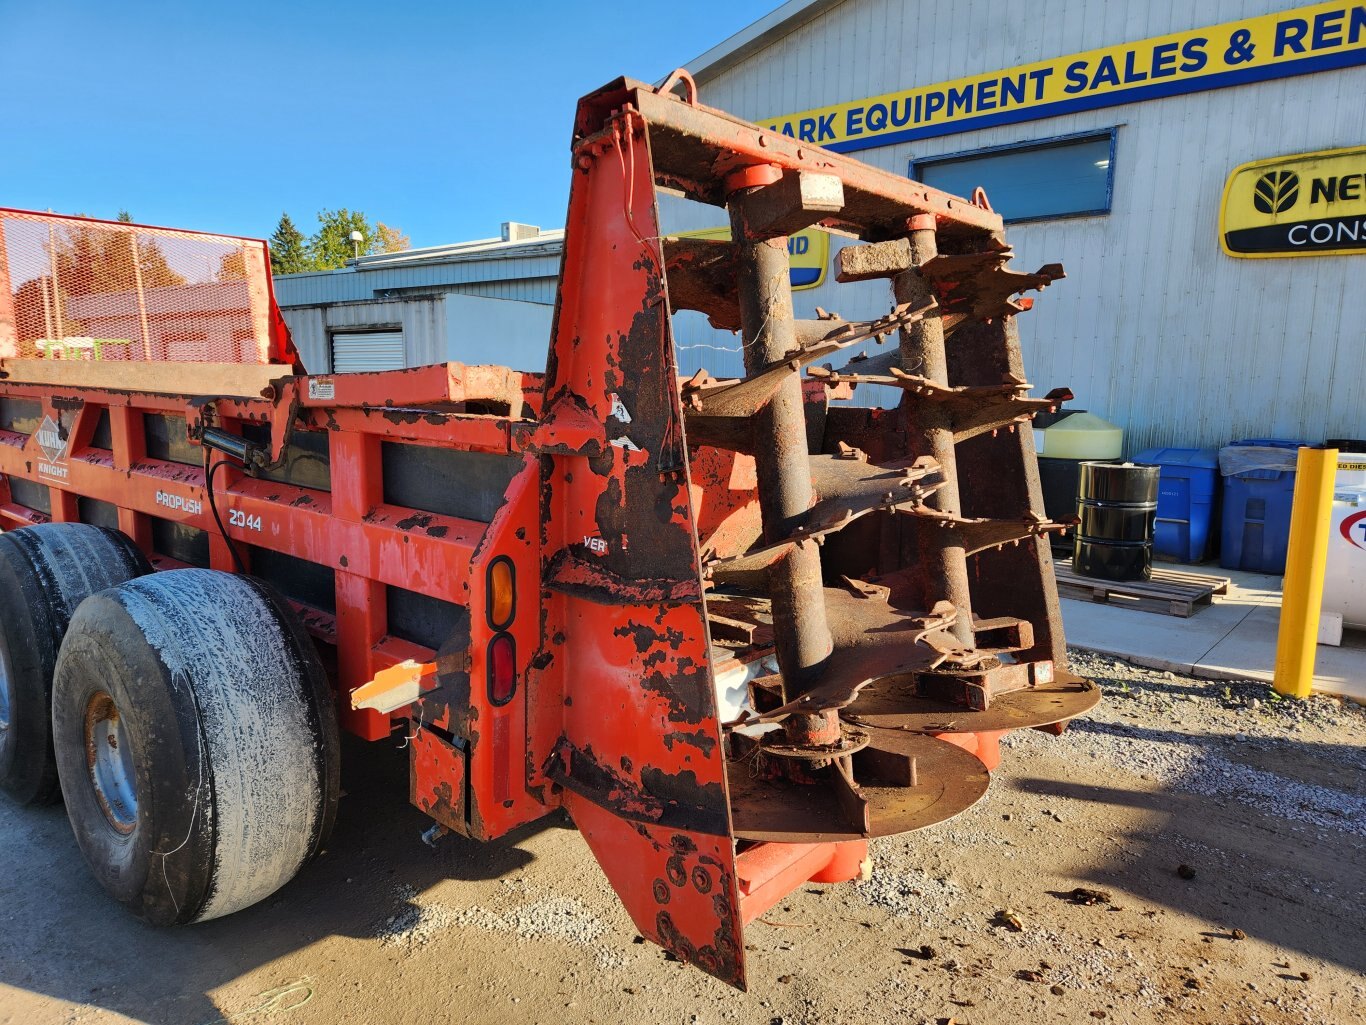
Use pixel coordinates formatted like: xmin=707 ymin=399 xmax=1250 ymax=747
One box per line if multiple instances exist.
xmin=726 ymin=173 xmax=836 ymax=701
xmin=895 ymin=217 xmax=975 ymax=648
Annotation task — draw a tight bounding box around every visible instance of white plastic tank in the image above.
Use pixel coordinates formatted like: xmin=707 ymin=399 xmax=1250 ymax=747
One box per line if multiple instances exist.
xmin=1323 ymin=451 xmax=1366 ymax=631
xmin=1033 ymin=411 xmax=1123 ymax=460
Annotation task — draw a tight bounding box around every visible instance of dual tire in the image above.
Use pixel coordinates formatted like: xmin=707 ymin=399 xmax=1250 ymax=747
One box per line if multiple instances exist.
xmin=0 ymin=525 xmax=340 ymax=925
xmin=0 ymin=524 xmax=152 ymax=805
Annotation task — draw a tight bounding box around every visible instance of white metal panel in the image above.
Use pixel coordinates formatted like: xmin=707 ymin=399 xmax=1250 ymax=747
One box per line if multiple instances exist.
xmin=279 ymin=307 xmax=327 ymax=375
xmin=665 ymin=0 xmax=1366 ymax=453
xmin=331 ymin=331 xmax=405 ymax=373
xmin=445 ymin=293 xmax=554 ymax=372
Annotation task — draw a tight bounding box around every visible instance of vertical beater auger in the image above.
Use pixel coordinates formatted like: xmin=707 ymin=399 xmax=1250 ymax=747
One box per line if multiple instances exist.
xmin=517 ymin=74 xmax=1100 ymax=989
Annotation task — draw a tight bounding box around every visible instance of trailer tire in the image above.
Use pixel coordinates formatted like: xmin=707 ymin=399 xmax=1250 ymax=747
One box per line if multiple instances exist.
xmin=0 ymin=524 xmax=151 ymax=806
xmin=52 ymin=569 xmax=340 ymax=926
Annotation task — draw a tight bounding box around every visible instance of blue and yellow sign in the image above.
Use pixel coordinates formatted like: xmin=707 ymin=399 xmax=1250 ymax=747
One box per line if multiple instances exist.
xmin=764 ymin=3 xmax=1366 ymax=152
xmin=676 ymin=226 xmax=829 ymax=289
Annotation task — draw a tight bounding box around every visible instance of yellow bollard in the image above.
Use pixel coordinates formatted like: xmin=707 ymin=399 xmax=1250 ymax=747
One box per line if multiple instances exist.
xmin=1273 ymin=447 xmax=1339 ymax=698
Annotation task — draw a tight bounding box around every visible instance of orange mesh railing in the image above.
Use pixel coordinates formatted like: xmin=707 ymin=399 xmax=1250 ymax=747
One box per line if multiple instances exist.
xmin=0 ymin=209 xmax=296 ymax=366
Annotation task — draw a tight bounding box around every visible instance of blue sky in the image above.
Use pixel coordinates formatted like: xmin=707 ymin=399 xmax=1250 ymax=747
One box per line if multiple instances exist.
xmin=0 ymin=0 xmax=776 ymax=246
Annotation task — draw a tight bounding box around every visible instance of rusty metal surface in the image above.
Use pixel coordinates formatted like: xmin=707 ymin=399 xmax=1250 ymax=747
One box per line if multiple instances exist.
xmin=727 ymin=178 xmax=832 ymax=698
xmin=917 ymin=243 xmax=1065 ymax=323
xmin=532 ymin=81 xmax=1085 ymax=983
xmin=946 ymin=257 xmax=1070 ymax=668
xmin=662 ymin=236 xmax=741 ymax=331
xmin=844 ymin=670 xmax=1101 ymax=734
xmin=0 ymin=357 xmax=291 ymax=400
xmin=681 ymin=300 xmax=933 ymax=454
xmin=594 ymin=82 xmax=1005 ymax=240
xmin=893 ymin=225 xmax=974 ymax=646
xmin=702 ymin=454 xmax=942 ymax=568
xmin=727 ymin=727 xmax=990 ymax=842
xmin=522 ymin=105 xmax=745 ymax=985
xmin=809 ymin=363 xmax=1071 ymax=445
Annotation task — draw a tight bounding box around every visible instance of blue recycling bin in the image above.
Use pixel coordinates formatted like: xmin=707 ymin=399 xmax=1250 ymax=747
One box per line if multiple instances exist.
xmin=1218 ymin=439 xmax=1305 ymax=575
xmin=1132 ymin=447 xmax=1219 ymax=563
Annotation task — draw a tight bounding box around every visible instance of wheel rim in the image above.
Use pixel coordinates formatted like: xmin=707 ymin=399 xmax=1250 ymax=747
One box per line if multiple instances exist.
xmin=0 ymin=647 xmax=12 ymax=732
xmin=84 ymin=692 xmax=138 ymax=833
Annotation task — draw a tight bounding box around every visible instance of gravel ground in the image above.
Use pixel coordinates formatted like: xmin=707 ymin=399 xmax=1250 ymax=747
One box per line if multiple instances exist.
xmin=2 ymin=648 xmax=1363 ymax=1025
xmin=1061 ymin=650 xmax=1366 ymax=835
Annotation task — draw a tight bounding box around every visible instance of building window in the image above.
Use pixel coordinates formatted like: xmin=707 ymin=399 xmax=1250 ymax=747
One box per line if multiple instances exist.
xmin=911 ymin=129 xmax=1116 ymax=224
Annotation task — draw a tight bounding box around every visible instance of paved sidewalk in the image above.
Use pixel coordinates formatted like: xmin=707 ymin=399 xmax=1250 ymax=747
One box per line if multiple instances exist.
xmin=1059 ymin=561 xmax=1366 ymax=702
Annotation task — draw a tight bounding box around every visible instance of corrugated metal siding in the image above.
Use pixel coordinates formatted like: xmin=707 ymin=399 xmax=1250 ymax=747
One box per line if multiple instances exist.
xmin=665 ymin=0 xmax=1366 ymax=453
xmin=273 ymin=253 xmax=561 ymax=307
xmin=448 ymin=279 xmax=559 ymax=303
xmin=275 ymin=242 xmax=560 ymax=375
xmin=280 ymin=307 xmax=326 ymax=374
xmin=281 ymin=288 xmax=555 ymax=372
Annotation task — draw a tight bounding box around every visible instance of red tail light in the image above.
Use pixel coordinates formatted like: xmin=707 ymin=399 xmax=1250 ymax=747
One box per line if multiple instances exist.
xmin=487 ymin=632 xmax=517 ymax=706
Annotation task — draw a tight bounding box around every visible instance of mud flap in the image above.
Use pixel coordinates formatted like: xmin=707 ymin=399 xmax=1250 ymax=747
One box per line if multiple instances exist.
xmin=538 ymin=600 xmax=745 ymax=987
xmin=567 ymin=798 xmax=745 ymax=986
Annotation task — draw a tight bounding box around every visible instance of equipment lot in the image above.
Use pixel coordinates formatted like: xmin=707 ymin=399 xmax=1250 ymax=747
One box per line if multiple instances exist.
xmin=3 ymin=651 xmax=1362 ymax=1025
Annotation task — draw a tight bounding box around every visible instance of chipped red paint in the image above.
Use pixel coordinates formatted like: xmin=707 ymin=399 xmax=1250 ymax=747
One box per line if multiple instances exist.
xmin=516 ymin=101 xmax=745 ymax=981
xmin=411 ymin=724 xmax=466 ymax=831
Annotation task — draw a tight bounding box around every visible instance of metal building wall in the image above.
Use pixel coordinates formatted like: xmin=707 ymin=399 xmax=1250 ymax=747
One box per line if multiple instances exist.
xmin=281 ymin=307 xmax=327 ymax=373
xmin=445 ymin=293 xmax=554 ymax=372
xmin=668 ymin=0 xmax=1366 ymax=453
xmin=282 ymin=292 xmax=558 ymax=374
xmin=273 ymin=252 xmax=561 ymax=307
xmin=448 ymin=279 xmax=558 ymax=304
xmin=282 ymin=298 xmax=447 ymax=373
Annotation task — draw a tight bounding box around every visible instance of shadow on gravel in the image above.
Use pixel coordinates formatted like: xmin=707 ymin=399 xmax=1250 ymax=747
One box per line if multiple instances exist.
xmin=1013 ymin=722 xmax=1366 ymax=977
xmin=0 ymin=735 xmax=564 ymax=1025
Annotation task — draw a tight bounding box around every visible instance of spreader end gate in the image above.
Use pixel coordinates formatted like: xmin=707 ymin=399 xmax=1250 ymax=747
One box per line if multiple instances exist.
xmin=477 ymin=73 xmax=1098 ymax=987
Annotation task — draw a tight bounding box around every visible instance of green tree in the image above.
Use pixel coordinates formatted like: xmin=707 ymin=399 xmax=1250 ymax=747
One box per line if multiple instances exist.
xmin=269 ymin=212 xmax=312 ymax=276
xmin=52 ymin=217 xmax=184 ymax=297
xmin=86 ymin=210 xmax=184 ymax=291
xmin=309 ymin=207 xmax=379 ymax=270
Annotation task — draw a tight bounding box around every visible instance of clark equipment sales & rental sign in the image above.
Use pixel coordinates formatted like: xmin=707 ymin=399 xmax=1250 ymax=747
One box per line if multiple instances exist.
xmin=762 ymin=3 xmax=1366 ymax=150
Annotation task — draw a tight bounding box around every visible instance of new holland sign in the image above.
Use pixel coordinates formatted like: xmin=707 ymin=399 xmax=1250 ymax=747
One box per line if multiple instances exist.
xmin=762 ymin=3 xmax=1366 ymax=150
xmin=673 ymin=226 xmax=829 ymax=289
xmin=1221 ymin=146 xmax=1366 ymax=256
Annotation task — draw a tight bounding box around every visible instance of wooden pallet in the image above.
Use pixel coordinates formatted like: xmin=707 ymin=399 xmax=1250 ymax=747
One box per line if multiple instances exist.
xmin=1054 ymin=560 xmax=1231 ymax=618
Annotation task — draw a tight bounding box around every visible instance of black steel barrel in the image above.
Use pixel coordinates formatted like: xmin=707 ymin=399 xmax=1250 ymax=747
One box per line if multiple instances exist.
xmin=1073 ymin=461 xmax=1160 ymax=581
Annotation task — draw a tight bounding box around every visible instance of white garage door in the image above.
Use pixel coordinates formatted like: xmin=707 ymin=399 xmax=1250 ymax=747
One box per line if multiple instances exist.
xmin=331 ymin=331 xmax=405 ymax=373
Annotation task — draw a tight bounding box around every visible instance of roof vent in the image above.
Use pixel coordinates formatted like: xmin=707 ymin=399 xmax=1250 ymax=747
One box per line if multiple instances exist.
xmin=501 ymin=221 xmax=540 ymax=242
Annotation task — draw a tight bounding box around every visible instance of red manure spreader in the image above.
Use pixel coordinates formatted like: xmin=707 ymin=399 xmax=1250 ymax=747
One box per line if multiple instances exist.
xmin=0 ymin=73 xmax=1097 ymax=987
